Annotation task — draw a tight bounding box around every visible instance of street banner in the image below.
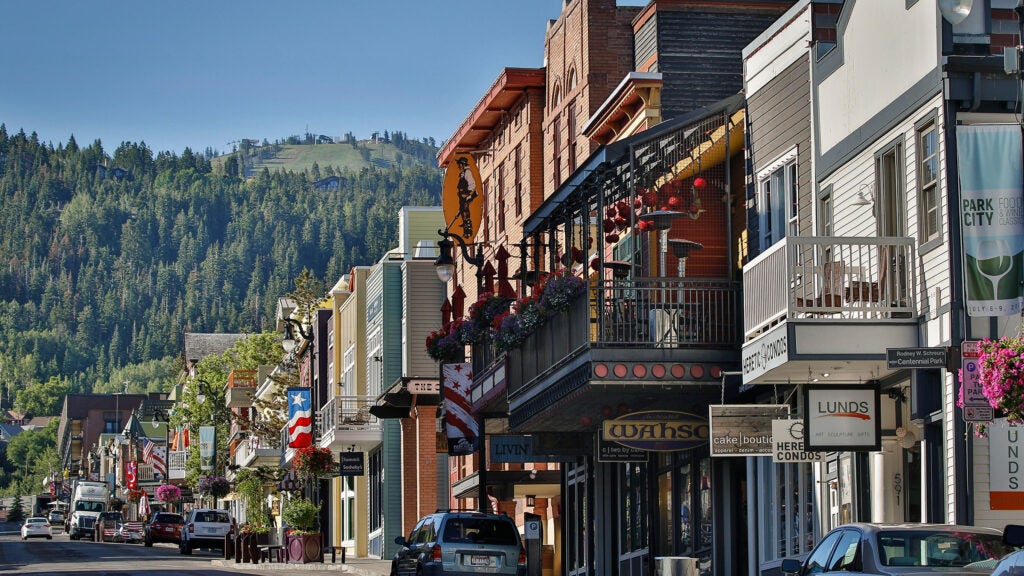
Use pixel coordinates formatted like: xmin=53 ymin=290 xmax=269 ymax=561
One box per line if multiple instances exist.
xmin=287 ymin=387 xmax=313 ymax=448
xmin=443 ymin=363 xmax=478 ymax=456
xmin=125 ymin=460 xmax=138 ymax=489
xmin=198 ymin=425 xmax=216 ymax=470
xmin=989 ymin=419 xmax=1024 ymax=509
xmin=956 ymin=124 xmax=1024 ymax=317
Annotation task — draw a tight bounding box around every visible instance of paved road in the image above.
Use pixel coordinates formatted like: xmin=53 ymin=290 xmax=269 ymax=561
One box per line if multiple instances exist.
xmin=0 ymin=523 xmax=392 ymax=576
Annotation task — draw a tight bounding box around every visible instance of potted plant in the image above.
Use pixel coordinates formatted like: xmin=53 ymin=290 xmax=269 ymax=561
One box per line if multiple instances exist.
xmin=293 ymin=446 xmax=335 ymax=479
xmin=155 ymin=484 xmax=181 ymax=506
xmin=126 ymin=488 xmax=146 ymax=503
xmin=197 ymin=475 xmax=230 ymax=501
xmin=282 ymin=497 xmax=322 ymax=563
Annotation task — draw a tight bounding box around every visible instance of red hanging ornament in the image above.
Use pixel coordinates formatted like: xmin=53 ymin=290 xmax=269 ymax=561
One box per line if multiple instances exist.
xmin=616 ymin=200 xmax=629 ymax=215
xmin=644 ymin=192 xmax=659 ymax=207
xmin=603 ymin=219 xmax=615 ymax=234
xmin=606 ymin=206 xmax=617 ymax=219
xmin=668 ymin=196 xmax=681 ymax=208
xmin=637 ymin=220 xmax=650 ymax=232
xmin=590 ymin=257 xmax=600 ymax=271
xmin=605 ymin=233 xmax=619 ymax=244
xmin=693 ymin=176 xmax=707 ymax=190
xmin=634 ymin=196 xmax=643 ymax=210
xmin=614 ymin=216 xmax=627 ymax=230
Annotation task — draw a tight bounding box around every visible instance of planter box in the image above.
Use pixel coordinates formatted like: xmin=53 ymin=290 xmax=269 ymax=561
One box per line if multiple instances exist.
xmin=287 ymin=532 xmax=322 ymax=564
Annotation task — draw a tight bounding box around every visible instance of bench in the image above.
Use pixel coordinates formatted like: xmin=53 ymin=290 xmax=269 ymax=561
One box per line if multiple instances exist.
xmin=327 ymin=545 xmax=346 ymax=563
xmin=257 ymin=544 xmax=285 ymax=563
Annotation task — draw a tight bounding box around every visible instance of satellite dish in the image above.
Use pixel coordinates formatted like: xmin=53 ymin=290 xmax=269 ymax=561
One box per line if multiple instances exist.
xmin=939 ymin=0 xmax=973 ymax=25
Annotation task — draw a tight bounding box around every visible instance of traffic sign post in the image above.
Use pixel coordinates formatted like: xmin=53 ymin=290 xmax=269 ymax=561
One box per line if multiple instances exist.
xmin=961 ymin=340 xmax=993 ymax=422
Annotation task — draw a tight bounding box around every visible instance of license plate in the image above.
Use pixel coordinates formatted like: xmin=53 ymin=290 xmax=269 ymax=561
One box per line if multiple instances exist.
xmin=470 ymin=555 xmax=490 ymax=566
xmin=204 ymin=527 xmax=218 ymax=534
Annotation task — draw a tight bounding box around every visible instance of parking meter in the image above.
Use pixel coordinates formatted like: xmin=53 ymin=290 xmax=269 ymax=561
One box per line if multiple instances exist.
xmin=524 ymin=512 xmax=542 ymax=576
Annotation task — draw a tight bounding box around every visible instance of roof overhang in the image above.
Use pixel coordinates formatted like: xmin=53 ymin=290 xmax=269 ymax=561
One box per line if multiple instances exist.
xmin=438 ymin=67 xmax=546 ymax=167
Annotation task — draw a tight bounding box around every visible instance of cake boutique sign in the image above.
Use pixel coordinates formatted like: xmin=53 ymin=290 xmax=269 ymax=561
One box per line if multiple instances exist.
xmin=709 ymin=404 xmax=790 ymax=457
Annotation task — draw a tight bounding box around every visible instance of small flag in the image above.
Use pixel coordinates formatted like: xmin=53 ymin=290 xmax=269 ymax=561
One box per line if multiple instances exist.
xmin=288 ymin=387 xmax=313 ymax=448
xmin=142 ymin=438 xmax=167 ymax=477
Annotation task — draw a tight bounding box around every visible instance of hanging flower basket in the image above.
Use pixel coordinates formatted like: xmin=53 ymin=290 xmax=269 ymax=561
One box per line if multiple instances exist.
xmin=197 ymin=475 xmax=231 ymax=499
xmin=156 ymin=484 xmax=181 ymax=503
xmin=959 ymin=336 xmax=1024 ymax=436
xmin=468 ymin=292 xmax=512 ymax=334
xmin=426 ymin=324 xmax=463 ymax=363
xmin=126 ymin=488 xmax=147 ymax=503
xmin=293 ymin=446 xmax=335 ymax=478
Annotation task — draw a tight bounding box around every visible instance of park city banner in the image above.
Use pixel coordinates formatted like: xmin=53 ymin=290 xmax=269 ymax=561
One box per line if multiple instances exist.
xmin=443 ymin=362 xmax=479 ymax=456
xmin=956 ymin=124 xmax=1024 ymax=317
xmin=198 ymin=425 xmax=216 ymax=471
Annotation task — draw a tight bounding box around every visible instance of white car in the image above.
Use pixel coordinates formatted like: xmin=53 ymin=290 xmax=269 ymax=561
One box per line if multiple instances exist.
xmin=21 ymin=517 xmax=53 ymax=540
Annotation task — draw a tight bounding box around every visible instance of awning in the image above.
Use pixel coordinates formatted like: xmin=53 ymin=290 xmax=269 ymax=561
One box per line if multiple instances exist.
xmin=368 ymin=405 xmax=411 ymax=419
xmin=451 ymin=469 xmax=562 ymax=501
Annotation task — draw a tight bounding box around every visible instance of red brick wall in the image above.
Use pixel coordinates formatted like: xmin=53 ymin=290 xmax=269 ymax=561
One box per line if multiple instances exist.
xmin=400 ymin=405 xmax=439 ymax=536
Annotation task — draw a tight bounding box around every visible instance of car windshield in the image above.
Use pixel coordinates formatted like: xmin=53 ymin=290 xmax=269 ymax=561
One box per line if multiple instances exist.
xmin=443 ymin=518 xmax=519 ymax=545
xmin=75 ymin=501 xmax=104 ymax=513
xmin=102 ymin=513 xmax=123 ymax=521
xmin=194 ymin=511 xmax=230 ymax=523
xmin=155 ymin=514 xmax=184 ymax=524
xmin=877 ymin=529 xmax=1013 ymax=567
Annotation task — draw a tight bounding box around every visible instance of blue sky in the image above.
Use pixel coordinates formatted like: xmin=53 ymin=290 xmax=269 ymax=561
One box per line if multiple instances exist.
xmin=2 ymin=0 xmax=645 ymax=156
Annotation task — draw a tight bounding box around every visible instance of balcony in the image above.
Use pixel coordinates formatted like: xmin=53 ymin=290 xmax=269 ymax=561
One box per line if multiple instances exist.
xmin=741 ymin=236 xmax=919 ymax=385
xmin=225 ymin=370 xmax=257 ymax=408
xmin=504 ymin=278 xmax=741 ymax=432
xmin=235 ymin=434 xmax=281 ymax=468
xmin=318 ymin=395 xmax=383 ymax=453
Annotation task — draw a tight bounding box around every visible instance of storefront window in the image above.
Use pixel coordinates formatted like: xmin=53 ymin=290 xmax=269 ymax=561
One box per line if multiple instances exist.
xmin=699 ymin=459 xmax=712 ymax=549
xmin=619 ymin=462 xmax=649 ymax=553
xmin=566 ymin=461 xmax=589 ymax=576
xmin=758 ymin=459 xmax=816 ymax=563
xmin=657 ymin=466 xmax=673 ymax=556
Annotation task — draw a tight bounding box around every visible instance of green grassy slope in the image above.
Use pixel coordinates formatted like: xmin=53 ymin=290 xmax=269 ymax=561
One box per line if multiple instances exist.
xmin=215 ymin=140 xmax=435 ymax=176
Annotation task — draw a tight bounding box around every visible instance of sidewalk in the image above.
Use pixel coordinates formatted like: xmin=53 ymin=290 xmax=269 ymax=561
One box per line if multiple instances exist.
xmin=211 ymin=556 xmax=391 ymax=575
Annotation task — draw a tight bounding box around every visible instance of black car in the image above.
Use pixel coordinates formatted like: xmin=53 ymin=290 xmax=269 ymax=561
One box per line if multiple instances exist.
xmin=781 ymin=523 xmax=1011 ymax=575
xmin=144 ymin=512 xmax=185 ymax=546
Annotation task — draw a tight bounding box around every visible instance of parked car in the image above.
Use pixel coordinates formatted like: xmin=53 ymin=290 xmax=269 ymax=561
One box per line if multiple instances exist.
xmin=781 ymin=523 xmax=1011 ymax=575
xmin=21 ymin=517 xmax=52 ymax=540
xmin=990 ymin=524 xmax=1024 ymax=576
xmin=392 ymin=510 xmax=526 ymax=576
xmin=145 ymin=512 xmax=185 ymax=547
xmin=94 ymin=511 xmax=124 ymax=542
xmin=179 ymin=508 xmax=234 ymax=555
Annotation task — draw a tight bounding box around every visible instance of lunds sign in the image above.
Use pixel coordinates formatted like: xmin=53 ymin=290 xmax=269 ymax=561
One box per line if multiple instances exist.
xmin=803 ymin=383 xmax=880 ymax=451
xmin=603 ymin=410 xmax=709 ymax=451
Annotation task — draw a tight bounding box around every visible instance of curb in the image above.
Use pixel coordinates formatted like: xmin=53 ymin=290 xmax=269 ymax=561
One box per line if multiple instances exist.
xmin=210 ymin=559 xmax=389 ymax=575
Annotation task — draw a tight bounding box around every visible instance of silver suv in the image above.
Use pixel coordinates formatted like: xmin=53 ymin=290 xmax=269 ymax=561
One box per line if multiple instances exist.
xmin=392 ymin=511 xmax=526 ymax=576
xmin=179 ymin=508 xmax=234 ymax=555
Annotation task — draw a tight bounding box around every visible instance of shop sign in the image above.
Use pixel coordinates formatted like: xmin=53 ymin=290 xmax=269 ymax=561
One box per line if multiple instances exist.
xmin=596 ymin=435 xmax=647 ymax=462
xmin=441 ymin=153 xmax=484 ymax=243
xmin=772 ymin=419 xmax=825 ymax=463
xmin=742 ymin=324 xmax=788 ymax=381
xmin=602 ymin=410 xmax=708 ymax=452
xmin=490 ymin=435 xmax=572 ymax=463
xmin=989 ymin=419 xmax=1024 ymax=509
xmin=803 ymin=383 xmax=880 ymax=451
xmin=338 ymin=452 xmax=364 ymax=476
xmin=709 ymin=404 xmax=789 ymax=457
xmin=407 ymin=379 xmax=439 ymax=395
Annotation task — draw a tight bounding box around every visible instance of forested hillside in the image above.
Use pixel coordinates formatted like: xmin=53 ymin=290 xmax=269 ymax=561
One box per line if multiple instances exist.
xmin=0 ymin=125 xmax=442 ymax=407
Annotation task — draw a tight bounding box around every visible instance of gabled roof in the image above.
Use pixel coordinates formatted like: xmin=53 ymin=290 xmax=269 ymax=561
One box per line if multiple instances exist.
xmin=0 ymin=423 xmax=23 ymax=440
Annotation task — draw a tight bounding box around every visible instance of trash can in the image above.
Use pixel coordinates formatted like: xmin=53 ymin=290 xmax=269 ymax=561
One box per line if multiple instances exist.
xmin=654 ymin=556 xmax=699 ymax=576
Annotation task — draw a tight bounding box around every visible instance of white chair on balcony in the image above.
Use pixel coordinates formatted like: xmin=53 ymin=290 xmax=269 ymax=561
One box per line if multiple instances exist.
xmin=795 ymin=260 xmax=846 ymax=315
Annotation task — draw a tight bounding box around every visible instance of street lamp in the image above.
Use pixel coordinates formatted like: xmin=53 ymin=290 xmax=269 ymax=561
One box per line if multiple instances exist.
xmin=434 ymin=229 xmax=484 ymax=285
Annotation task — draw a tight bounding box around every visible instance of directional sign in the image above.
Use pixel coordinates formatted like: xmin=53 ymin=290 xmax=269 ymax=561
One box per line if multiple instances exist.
xmin=887 ymin=347 xmax=948 ymax=369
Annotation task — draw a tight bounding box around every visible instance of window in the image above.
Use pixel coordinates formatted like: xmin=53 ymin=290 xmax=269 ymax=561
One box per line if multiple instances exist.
xmin=759 ymin=459 xmax=816 ymax=561
xmin=482 ymin=178 xmax=490 ymax=241
xmin=342 ymin=345 xmax=355 ymax=396
xmin=827 ymin=529 xmax=862 ymax=571
xmin=103 ymin=412 xmax=120 ymax=434
xmin=568 ymin=100 xmax=578 ymax=173
xmin=875 ymin=140 xmax=905 ymax=237
xmin=497 ymin=162 xmax=506 ymax=235
xmin=553 ymin=116 xmax=562 ymax=186
xmin=804 ymin=530 xmax=843 ymax=575
xmin=619 ymin=462 xmax=649 ymax=553
xmin=916 ymin=117 xmax=940 ymax=247
xmin=566 ymin=462 xmax=589 ymax=576
xmin=514 ymin=145 xmax=523 ymax=216
xmin=757 ymin=150 xmax=798 ymax=249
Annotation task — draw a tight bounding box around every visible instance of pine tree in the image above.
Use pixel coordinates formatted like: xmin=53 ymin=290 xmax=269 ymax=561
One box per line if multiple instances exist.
xmin=8 ymin=495 xmax=25 ymax=522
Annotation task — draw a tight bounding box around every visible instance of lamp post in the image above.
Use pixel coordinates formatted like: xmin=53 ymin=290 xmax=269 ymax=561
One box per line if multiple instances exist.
xmin=434 ymin=228 xmax=490 ymax=513
xmin=280 ymin=315 xmax=322 ymax=514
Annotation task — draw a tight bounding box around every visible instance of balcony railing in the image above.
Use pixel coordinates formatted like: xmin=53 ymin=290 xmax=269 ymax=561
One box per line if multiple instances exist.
xmin=503 ymin=278 xmax=741 ymax=396
xmin=320 ymin=395 xmax=381 ymax=433
xmin=743 ymin=236 xmax=917 ymax=339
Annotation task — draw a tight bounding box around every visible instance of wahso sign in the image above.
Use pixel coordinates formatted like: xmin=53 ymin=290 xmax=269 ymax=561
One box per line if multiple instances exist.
xmin=602 ymin=410 xmax=709 ymax=451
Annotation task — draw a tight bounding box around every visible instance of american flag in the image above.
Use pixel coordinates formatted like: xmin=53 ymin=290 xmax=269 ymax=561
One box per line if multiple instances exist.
xmin=443 ymin=362 xmax=478 ymax=456
xmin=142 ymin=438 xmax=167 ymax=477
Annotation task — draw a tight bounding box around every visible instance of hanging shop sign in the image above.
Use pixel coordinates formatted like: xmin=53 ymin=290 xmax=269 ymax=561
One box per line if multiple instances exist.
xmin=803 ymin=383 xmax=880 ymax=451
xmin=442 ymin=153 xmax=484 ymax=243
xmin=602 ymin=410 xmax=708 ymax=452
xmin=772 ymin=419 xmax=825 ymax=463
xmin=709 ymin=404 xmax=789 ymax=457
xmin=338 ymin=452 xmax=365 ymax=477
xmin=742 ymin=323 xmax=789 ymax=382
xmin=491 ymin=435 xmax=576 ymax=463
